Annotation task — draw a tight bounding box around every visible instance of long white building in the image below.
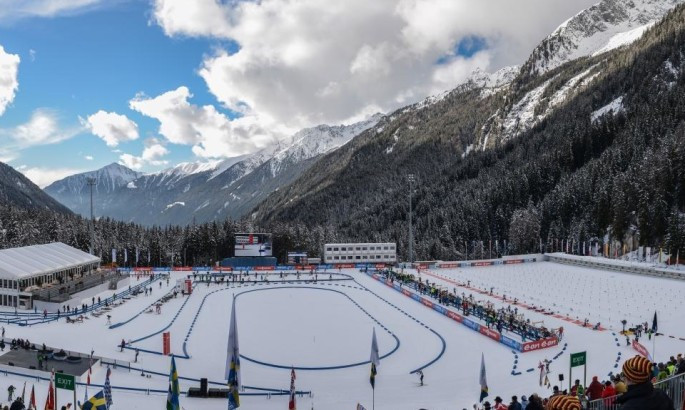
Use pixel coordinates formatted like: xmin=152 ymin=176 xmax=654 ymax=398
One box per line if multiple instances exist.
xmin=323 ymin=242 xmax=397 ymax=264
xmin=0 ymin=242 xmax=101 ymax=309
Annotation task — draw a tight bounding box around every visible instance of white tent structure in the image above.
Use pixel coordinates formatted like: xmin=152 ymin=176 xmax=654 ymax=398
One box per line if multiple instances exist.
xmin=0 ymin=242 xmax=100 ymax=309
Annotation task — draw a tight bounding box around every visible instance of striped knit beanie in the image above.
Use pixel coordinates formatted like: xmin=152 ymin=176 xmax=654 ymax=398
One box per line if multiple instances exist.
xmin=546 ymin=395 xmax=581 ymax=410
xmin=623 ymin=355 xmax=652 ymax=383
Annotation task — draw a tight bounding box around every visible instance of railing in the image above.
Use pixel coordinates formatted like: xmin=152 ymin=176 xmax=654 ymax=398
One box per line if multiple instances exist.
xmin=586 ymin=372 xmax=685 ymax=410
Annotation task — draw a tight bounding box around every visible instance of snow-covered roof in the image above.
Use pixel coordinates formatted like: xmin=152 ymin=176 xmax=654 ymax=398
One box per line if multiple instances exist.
xmin=0 ymin=242 xmax=100 ymax=280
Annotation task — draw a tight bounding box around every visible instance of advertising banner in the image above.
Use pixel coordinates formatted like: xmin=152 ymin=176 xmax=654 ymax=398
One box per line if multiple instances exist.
xmin=521 ymin=337 xmax=559 ymax=352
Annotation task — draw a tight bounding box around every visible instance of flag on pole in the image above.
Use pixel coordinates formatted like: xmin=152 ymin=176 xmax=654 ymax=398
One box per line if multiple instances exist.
xmin=124 ymin=248 xmax=128 ymax=263
xmin=103 ymin=367 xmax=113 ymax=407
xmin=44 ymin=379 xmax=55 ymax=410
xmin=226 ymin=297 xmax=241 ymax=409
xmin=29 ymin=385 xmax=36 ymax=410
xmin=479 ymin=353 xmax=488 ymax=402
xmin=288 ymin=367 xmax=296 ymax=410
xmin=21 ymin=381 xmax=26 ymax=402
xmin=369 ymin=328 xmax=379 ymax=389
xmin=81 ymin=390 xmax=107 ymax=410
xmin=111 ymin=249 xmax=116 ymax=264
xmin=135 ymin=247 xmax=139 ymax=264
xmin=652 ymin=311 xmax=658 ymax=333
xmin=166 ymin=356 xmax=181 ymax=410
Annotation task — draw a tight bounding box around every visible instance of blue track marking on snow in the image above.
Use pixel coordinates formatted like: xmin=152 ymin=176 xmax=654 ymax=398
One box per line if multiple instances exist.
xmin=350 ymin=277 xmax=447 ymax=373
xmin=209 ymin=285 xmax=400 ymax=370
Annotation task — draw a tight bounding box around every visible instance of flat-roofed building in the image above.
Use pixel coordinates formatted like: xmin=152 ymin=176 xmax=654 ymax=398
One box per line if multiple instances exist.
xmin=0 ymin=242 xmax=101 ymax=309
xmin=323 ymin=243 xmax=396 ymax=264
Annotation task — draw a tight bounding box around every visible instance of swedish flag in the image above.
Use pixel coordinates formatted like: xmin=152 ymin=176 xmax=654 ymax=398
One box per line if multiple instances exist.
xmin=81 ymin=390 xmax=107 ymax=410
xmin=167 ymin=356 xmax=181 ymax=410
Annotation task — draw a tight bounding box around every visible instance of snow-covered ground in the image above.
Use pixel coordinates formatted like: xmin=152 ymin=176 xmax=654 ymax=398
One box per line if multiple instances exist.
xmin=0 ymin=263 xmax=682 ymax=409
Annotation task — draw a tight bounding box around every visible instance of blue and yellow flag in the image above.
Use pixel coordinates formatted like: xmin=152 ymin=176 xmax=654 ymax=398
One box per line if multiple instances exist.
xmin=479 ymin=353 xmax=488 ymax=402
xmin=81 ymin=390 xmax=107 ymax=410
xmin=166 ymin=356 xmax=181 ymax=410
xmin=226 ymin=297 xmax=241 ymax=409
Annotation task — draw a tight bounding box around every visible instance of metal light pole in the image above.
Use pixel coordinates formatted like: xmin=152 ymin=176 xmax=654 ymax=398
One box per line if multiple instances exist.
xmin=87 ymin=177 xmax=96 ymax=255
xmin=407 ymin=174 xmax=415 ymax=264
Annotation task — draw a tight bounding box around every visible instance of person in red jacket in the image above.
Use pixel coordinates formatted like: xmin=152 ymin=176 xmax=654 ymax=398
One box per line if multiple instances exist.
xmin=601 ymin=380 xmax=617 ymax=405
xmin=586 ymin=376 xmax=604 ymax=401
xmin=493 ymin=396 xmax=508 ymax=410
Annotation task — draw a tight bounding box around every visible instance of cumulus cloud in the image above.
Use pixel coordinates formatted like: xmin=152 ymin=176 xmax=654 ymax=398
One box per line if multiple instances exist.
xmin=129 ymin=86 xmax=289 ymax=158
xmin=153 ymin=0 xmax=597 ymax=132
xmin=118 ymin=137 xmax=170 ymax=170
xmin=84 ymin=110 xmax=139 ymax=147
xmin=0 ymin=45 xmax=20 ymax=116
xmin=21 ymin=166 xmax=86 ymax=188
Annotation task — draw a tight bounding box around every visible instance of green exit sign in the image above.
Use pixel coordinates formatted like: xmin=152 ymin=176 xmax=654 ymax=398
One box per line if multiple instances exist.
xmin=570 ymin=351 xmax=586 ymax=368
xmin=55 ymin=373 xmax=75 ymax=391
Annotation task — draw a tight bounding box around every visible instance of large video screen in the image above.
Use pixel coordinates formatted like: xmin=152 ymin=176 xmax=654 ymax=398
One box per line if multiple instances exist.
xmin=234 ymin=233 xmax=273 ymax=257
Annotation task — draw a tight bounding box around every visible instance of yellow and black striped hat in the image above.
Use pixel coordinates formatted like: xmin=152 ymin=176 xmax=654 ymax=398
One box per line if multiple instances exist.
xmin=622 ymin=355 xmax=652 ymax=383
xmin=546 ymin=395 xmax=581 ymax=410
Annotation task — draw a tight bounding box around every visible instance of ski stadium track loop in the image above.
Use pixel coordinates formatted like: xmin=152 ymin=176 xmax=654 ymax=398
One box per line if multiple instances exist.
xmin=124 ymin=278 xmax=446 ymax=374
xmin=127 ymin=282 xmax=401 ymax=368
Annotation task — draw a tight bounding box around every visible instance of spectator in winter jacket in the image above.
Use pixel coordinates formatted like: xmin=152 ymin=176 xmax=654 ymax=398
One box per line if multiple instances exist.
xmin=570 ymin=379 xmax=582 ymax=396
xmin=677 ymin=357 xmax=685 ymax=375
xmin=614 ymin=355 xmax=675 ymax=410
xmin=657 ymin=363 xmax=669 ymax=381
xmin=546 ymin=395 xmax=580 ymax=410
xmin=493 ymin=396 xmax=508 ymax=410
xmin=525 ymin=394 xmax=544 ymax=410
xmin=520 ymin=395 xmax=528 ymax=409
xmin=508 ymin=396 xmax=522 ymax=410
xmin=601 ymin=380 xmax=616 ymax=405
xmin=586 ymin=376 xmax=603 ymax=400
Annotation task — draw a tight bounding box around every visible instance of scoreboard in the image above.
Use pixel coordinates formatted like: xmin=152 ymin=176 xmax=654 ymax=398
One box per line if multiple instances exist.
xmin=234 ymin=233 xmax=273 ymax=257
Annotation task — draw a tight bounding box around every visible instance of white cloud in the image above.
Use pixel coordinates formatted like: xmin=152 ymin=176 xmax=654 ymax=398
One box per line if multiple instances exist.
xmin=29 ymin=49 xmax=36 ymax=62
xmin=10 ymin=108 xmax=80 ymax=146
xmin=0 ymin=0 xmax=103 ymax=22
xmin=21 ymin=166 xmax=85 ymax=188
xmin=84 ymin=110 xmax=139 ymax=147
xmin=129 ymin=86 xmax=290 ymax=158
xmin=118 ymin=153 xmax=144 ymax=170
xmin=84 ymin=155 xmax=93 ymax=160
xmin=153 ymin=0 xmax=597 ymax=132
xmin=118 ymin=137 xmax=170 ymax=170
xmin=0 ymin=45 xmax=20 ymax=117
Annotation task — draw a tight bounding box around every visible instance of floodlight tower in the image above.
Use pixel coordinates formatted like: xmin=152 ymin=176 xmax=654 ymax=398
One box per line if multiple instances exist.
xmin=87 ymin=177 xmax=96 ymax=255
xmin=407 ymin=174 xmax=415 ymax=264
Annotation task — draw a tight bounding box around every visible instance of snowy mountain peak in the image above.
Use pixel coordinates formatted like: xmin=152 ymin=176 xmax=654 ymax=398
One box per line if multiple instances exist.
xmin=272 ymin=113 xmax=383 ymax=166
xmin=523 ymin=0 xmax=684 ymax=77
xmin=45 ymin=163 xmax=141 ymax=194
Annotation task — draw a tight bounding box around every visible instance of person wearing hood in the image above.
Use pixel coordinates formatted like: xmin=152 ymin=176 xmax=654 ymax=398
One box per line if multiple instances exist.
xmin=614 ymin=355 xmax=675 ymax=410
xmin=586 ymin=376 xmax=603 ymax=400
xmin=520 ymin=395 xmax=528 ymax=409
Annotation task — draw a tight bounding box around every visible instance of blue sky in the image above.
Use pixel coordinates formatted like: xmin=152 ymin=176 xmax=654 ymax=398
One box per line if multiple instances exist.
xmin=0 ymin=0 xmax=239 ymax=184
